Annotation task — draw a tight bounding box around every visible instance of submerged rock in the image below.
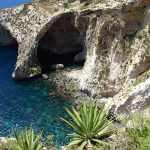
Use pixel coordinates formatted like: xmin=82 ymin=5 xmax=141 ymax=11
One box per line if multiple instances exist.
xmin=48 ymin=90 xmax=56 ymax=96
xmin=50 ymin=64 xmax=64 ymax=70
xmin=42 ymin=74 xmax=49 ymax=80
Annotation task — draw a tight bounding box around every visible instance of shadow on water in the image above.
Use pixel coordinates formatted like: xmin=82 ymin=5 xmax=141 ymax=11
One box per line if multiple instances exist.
xmin=0 ymin=47 xmax=72 ymax=148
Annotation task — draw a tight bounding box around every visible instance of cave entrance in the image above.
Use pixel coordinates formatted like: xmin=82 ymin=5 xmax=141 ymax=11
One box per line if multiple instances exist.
xmin=0 ymin=24 xmax=18 ymax=79
xmin=37 ymin=14 xmax=85 ymax=72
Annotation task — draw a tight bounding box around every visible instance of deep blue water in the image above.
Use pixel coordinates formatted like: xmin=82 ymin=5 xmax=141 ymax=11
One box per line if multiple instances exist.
xmin=0 ymin=0 xmax=31 ymax=9
xmin=0 ymin=47 xmax=72 ymax=147
xmin=0 ymin=0 xmax=72 ymax=148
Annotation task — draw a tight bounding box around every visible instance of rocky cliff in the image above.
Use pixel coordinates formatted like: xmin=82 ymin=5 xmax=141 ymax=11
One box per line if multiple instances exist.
xmin=0 ymin=0 xmax=150 ymax=112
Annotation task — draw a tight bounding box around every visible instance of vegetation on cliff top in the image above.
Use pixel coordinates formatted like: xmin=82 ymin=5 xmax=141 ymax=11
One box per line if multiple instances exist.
xmin=61 ymin=100 xmax=113 ymax=149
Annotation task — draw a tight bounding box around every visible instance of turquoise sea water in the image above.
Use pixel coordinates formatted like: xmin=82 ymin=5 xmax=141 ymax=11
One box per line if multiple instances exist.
xmin=0 ymin=0 xmax=73 ymax=146
xmin=0 ymin=46 xmax=73 ymax=148
xmin=0 ymin=47 xmax=72 ymax=147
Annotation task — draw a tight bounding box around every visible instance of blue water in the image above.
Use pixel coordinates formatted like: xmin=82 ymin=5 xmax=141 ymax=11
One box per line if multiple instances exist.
xmin=0 ymin=47 xmax=72 ymax=147
xmin=0 ymin=0 xmax=72 ymax=147
xmin=0 ymin=0 xmax=31 ymax=9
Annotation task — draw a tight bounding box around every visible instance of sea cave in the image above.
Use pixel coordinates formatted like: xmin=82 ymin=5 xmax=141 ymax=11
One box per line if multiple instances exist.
xmin=37 ymin=14 xmax=86 ymax=72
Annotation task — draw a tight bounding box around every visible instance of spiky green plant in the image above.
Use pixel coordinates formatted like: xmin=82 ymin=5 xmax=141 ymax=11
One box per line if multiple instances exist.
xmin=6 ymin=128 xmax=47 ymax=150
xmin=61 ymin=101 xmax=113 ymax=149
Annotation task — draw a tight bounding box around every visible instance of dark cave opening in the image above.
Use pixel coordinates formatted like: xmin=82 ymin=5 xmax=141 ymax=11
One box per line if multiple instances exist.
xmin=0 ymin=24 xmax=18 ymax=47
xmin=37 ymin=14 xmax=86 ymax=72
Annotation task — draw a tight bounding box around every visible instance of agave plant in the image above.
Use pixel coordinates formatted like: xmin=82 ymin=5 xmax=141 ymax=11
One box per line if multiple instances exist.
xmin=6 ymin=128 xmax=46 ymax=150
xmin=61 ymin=101 xmax=113 ymax=150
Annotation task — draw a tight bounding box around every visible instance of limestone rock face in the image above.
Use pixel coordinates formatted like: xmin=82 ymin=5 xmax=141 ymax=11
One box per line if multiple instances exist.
xmin=0 ymin=0 xmax=150 ymax=112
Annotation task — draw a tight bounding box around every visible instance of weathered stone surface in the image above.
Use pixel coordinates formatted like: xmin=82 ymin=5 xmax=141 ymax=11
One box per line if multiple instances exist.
xmin=42 ymin=73 xmax=49 ymax=79
xmin=50 ymin=64 xmax=64 ymax=70
xmin=0 ymin=0 xmax=150 ymax=112
xmin=0 ymin=137 xmax=15 ymax=144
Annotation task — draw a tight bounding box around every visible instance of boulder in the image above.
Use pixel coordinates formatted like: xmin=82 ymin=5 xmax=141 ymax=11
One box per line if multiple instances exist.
xmin=42 ymin=74 xmax=49 ymax=80
xmin=48 ymin=90 xmax=55 ymax=96
xmin=50 ymin=64 xmax=64 ymax=70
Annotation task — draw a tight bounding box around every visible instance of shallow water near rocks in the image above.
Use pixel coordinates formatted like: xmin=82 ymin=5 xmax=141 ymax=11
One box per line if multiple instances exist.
xmin=0 ymin=47 xmax=72 ymax=147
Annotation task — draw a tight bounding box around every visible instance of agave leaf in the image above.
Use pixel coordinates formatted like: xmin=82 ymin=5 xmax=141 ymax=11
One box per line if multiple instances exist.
xmin=25 ymin=129 xmax=29 ymax=149
xmin=30 ymin=127 xmax=34 ymax=150
xmin=78 ymin=140 xmax=87 ymax=150
xmin=33 ymin=132 xmax=42 ymax=149
xmin=67 ymin=139 xmax=83 ymax=147
xmin=93 ymin=101 xmax=98 ymax=121
xmin=94 ymin=105 xmax=107 ymax=123
xmin=71 ymin=106 xmax=86 ymax=132
xmin=93 ymin=108 xmax=109 ymax=133
xmin=60 ymin=118 xmax=85 ymax=137
xmin=83 ymin=101 xmax=88 ymax=128
xmin=91 ymin=101 xmax=100 ymax=132
xmin=92 ymin=139 xmax=109 ymax=146
xmin=7 ymin=128 xmax=44 ymax=150
xmin=71 ymin=106 xmax=82 ymax=123
xmin=65 ymin=108 xmax=86 ymax=134
xmin=43 ymin=135 xmax=53 ymax=146
xmin=69 ymin=133 xmax=85 ymax=139
xmin=96 ymin=119 xmax=113 ymax=135
xmin=61 ymin=118 xmax=80 ymax=131
xmin=96 ymin=129 xmax=112 ymax=138
xmin=7 ymin=140 xmax=22 ymax=150
xmin=15 ymin=131 xmax=25 ymax=149
xmin=80 ymin=107 xmax=86 ymax=124
xmin=65 ymin=108 xmax=81 ymax=127
xmin=80 ymin=106 xmax=88 ymax=135
xmin=88 ymin=100 xmax=95 ymax=137
xmin=93 ymin=108 xmax=103 ymax=129
xmin=62 ymin=101 xmax=113 ymax=149
xmin=13 ymin=131 xmax=22 ymax=148
xmin=34 ymin=143 xmax=43 ymax=150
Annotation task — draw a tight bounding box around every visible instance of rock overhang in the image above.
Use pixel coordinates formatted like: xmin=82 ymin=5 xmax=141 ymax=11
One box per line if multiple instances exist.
xmin=0 ymin=2 xmax=82 ymax=79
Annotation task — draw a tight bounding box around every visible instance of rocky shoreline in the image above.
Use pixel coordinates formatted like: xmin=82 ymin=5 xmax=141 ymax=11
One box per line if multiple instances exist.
xmin=45 ymin=67 xmax=103 ymax=110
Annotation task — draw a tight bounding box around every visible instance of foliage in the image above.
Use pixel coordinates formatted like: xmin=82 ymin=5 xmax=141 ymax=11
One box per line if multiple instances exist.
xmin=107 ymin=110 xmax=150 ymax=150
xmin=126 ymin=113 xmax=150 ymax=150
xmin=19 ymin=3 xmax=30 ymax=15
xmin=5 ymin=128 xmax=56 ymax=150
xmin=61 ymin=100 xmax=113 ymax=149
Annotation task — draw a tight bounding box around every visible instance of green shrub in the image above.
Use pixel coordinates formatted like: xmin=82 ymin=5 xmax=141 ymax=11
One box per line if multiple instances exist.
xmin=61 ymin=101 xmax=113 ymax=150
xmin=109 ymin=110 xmax=150 ymax=150
xmin=5 ymin=128 xmax=56 ymax=150
xmin=126 ymin=114 xmax=150 ymax=150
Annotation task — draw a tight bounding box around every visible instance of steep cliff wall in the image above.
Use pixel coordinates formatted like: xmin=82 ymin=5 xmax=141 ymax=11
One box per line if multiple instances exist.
xmin=0 ymin=0 xmax=150 ymax=112
xmin=75 ymin=0 xmax=150 ymax=112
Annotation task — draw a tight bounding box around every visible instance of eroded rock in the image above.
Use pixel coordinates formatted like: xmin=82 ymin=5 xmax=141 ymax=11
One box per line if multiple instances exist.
xmin=50 ymin=64 xmax=64 ymax=70
xmin=42 ymin=74 xmax=49 ymax=79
